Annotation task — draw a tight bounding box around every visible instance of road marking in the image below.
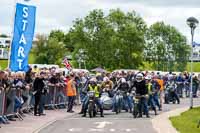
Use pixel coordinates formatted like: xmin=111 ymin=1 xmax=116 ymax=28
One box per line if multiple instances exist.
xmin=125 ymin=128 xmax=137 ymax=132
xmin=89 ymin=128 xmax=104 ymax=132
xmin=67 ymin=117 xmax=148 ymax=121
xmin=125 ymin=129 xmax=131 ymax=132
xmin=110 ymin=129 xmax=115 ymax=132
xmin=94 ymin=121 xmax=112 ymax=128
xmin=67 ymin=128 xmax=137 ymax=132
xmin=69 ymin=128 xmax=82 ymax=132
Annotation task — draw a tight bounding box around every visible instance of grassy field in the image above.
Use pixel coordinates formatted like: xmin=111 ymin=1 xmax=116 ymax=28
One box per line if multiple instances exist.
xmin=0 ymin=52 xmax=35 ymax=70
xmin=170 ymin=107 xmax=200 ymax=133
xmin=140 ymin=62 xmax=200 ymax=72
xmin=186 ymin=62 xmax=200 ymax=72
xmin=0 ymin=60 xmax=8 ymax=70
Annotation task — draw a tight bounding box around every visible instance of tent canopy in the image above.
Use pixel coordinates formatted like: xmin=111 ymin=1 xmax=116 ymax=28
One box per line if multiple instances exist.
xmin=91 ymin=67 xmax=107 ymax=73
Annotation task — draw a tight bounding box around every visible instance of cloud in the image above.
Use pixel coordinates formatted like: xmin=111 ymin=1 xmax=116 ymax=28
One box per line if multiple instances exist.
xmin=82 ymin=1 xmax=200 ymax=42
xmin=1 ymin=0 xmax=200 ymax=42
xmin=98 ymin=0 xmax=200 ymax=7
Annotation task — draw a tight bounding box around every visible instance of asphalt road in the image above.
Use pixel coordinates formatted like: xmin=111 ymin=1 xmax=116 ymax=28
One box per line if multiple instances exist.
xmin=39 ymin=98 xmax=200 ymax=133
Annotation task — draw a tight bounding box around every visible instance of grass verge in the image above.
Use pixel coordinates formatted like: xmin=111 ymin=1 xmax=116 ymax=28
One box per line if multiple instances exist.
xmin=169 ymin=107 xmax=200 ymax=133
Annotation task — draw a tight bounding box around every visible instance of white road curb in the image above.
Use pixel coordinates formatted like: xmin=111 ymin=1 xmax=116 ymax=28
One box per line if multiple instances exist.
xmin=152 ymin=106 xmax=200 ymax=133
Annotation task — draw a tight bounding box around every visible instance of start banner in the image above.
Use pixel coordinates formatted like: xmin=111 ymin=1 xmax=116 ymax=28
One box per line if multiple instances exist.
xmin=9 ymin=3 xmax=36 ymax=72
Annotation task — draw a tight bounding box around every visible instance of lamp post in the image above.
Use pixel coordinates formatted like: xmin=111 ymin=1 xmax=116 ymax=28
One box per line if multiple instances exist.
xmin=186 ymin=17 xmax=199 ymax=109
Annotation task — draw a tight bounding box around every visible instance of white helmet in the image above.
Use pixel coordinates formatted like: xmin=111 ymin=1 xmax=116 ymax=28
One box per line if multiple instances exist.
xmin=103 ymin=77 xmax=109 ymax=82
xmin=168 ymin=74 xmax=174 ymax=80
xmin=121 ymin=78 xmax=126 ymax=83
xmin=90 ymin=78 xmax=97 ymax=82
xmin=145 ymin=75 xmax=152 ymax=80
xmin=136 ymin=73 xmax=143 ymax=82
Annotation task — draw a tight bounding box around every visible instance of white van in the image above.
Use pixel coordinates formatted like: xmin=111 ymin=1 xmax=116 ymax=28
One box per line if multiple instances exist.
xmin=0 ymin=37 xmax=11 ymax=48
xmin=29 ymin=64 xmax=59 ymax=69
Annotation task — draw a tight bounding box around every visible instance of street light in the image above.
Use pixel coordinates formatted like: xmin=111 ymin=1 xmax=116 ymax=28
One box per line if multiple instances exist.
xmin=186 ymin=17 xmax=199 ymax=109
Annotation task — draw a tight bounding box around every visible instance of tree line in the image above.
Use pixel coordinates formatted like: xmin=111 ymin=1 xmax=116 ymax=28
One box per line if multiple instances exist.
xmin=32 ymin=9 xmax=190 ymax=71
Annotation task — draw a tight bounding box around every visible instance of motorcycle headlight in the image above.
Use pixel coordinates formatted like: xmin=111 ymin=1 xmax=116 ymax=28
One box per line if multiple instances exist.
xmin=88 ymin=91 xmax=95 ymax=97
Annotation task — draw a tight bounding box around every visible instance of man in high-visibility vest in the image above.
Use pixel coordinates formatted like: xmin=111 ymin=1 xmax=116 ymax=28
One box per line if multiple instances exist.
xmin=145 ymin=75 xmax=157 ymax=115
xmin=82 ymin=78 xmax=104 ymax=117
xmin=66 ymin=73 xmax=77 ymax=113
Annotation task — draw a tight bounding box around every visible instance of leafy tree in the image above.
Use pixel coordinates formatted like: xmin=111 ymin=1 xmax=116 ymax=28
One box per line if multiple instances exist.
xmin=0 ymin=34 xmax=8 ymax=38
xmin=33 ymin=10 xmax=190 ymax=71
xmin=145 ymin=22 xmax=190 ymax=71
xmin=33 ymin=35 xmax=66 ymax=66
xmin=66 ymin=9 xmax=147 ymax=70
xmin=49 ymin=30 xmax=65 ymax=42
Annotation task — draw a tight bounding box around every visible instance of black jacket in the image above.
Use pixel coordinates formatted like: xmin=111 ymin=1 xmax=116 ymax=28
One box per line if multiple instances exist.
xmin=133 ymin=80 xmax=148 ymax=95
xmin=118 ymin=82 xmax=130 ymax=92
xmin=33 ymin=77 xmax=45 ymax=95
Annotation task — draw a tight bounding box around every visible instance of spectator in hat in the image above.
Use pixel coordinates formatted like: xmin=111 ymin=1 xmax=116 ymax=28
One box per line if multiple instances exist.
xmin=32 ymin=65 xmax=39 ymax=73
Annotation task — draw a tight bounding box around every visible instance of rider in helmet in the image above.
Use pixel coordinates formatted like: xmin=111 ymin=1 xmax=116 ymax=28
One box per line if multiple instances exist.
xmin=133 ymin=73 xmax=150 ymax=118
xmin=165 ymin=74 xmax=180 ymax=104
xmin=82 ymin=78 xmax=104 ymax=117
xmin=117 ymin=78 xmax=132 ymax=112
xmin=145 ymin=75 xmax=157 ymax=115
xmin=101 ymin=77 xmax=113 ymax=90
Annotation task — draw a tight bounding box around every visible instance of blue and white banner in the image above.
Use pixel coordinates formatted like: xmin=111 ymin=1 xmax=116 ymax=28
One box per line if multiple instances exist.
xmin=9 ymin=3 xmax=36 ymax=72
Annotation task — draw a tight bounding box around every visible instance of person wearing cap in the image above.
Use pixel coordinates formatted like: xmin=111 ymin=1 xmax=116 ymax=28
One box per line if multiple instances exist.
xmin=33 ymin=71 xmax=46 ymax=116
xmin=32 ymin=65 xmax=39 ymax=73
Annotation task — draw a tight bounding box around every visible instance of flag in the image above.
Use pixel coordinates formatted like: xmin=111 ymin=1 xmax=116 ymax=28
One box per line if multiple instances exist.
xmin=62 ymin=57 xmax=72 ymax=69
xmin=9 ymin=3 xmax=36 ymax=72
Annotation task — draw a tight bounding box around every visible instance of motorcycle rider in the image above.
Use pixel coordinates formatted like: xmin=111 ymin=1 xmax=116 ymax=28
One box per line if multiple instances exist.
xmin=145 ymin=75 xmax=157 ymax=115
xmin=101 ymin=77 xmax=113 ymax=93
xmin=165 ymin=75 xmax=180 ymax=104
xmin=133 ymin=73 xmax=149 ymax=118
xmin=117 ymin=78 xmax=132 ymax=113
xmin=101 ymin=77 xmax=114 ymax=99
xmin=82 ymin=78 xmax=104 ymax=117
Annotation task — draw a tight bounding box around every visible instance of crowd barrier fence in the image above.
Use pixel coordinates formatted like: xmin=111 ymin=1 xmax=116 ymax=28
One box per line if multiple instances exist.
xmin=0 ymin=83 xmax=81 ymax=126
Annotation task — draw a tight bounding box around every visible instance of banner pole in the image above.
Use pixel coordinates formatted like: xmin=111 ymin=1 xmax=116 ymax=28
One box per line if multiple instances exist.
xmin=7 ymin=0 xmax=17 ymax=71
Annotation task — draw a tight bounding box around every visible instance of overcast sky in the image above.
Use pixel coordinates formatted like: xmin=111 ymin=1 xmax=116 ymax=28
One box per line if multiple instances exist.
xmin=1 ymin=0 xmax=200 ymax=42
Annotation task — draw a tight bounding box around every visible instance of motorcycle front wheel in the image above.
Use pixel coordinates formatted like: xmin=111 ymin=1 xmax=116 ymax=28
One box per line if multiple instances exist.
xmin=88 ymin=102 xmax=94 ymax=118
